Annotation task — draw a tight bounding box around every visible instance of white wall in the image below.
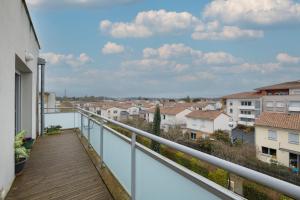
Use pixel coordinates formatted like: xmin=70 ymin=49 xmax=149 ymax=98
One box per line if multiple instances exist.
xmin=214 ymin=113 xmax=230 ymax=132
xmin=186 ymin=113 xmax=230 ymax=134
xmin=0 ymin=0 xmax=39 ymax=196
xmin=186 ymin=118 xmax=214 ymax=133
xmin=226 ymin=99 xmax=240 ymax=125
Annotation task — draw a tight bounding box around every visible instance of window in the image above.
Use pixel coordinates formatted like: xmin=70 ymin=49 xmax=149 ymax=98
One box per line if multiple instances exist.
xmin=261 ymin=146 xmax=277 ymax=157
xmin=162 ymin=115 xmax=166 ymax=119
xmin=241 ymin=110 xmax=251 ymax=115
xmin=113 ymin=110 xmax=118 ymax=114
xmin=288 ymin=133 xmax=299 ymax=145
xmin=276 ymin=102 xmax=285 ymax=108
xmin=230 ymin=108 xmax=233 ymax=113
xmin=268 ymin=130 xmax=277 ymax=141
xmin=229 ymin=101 xmax=233 ymax=106
xmin=266 ymin=101 xmax=274 ymax=107
xmin=241 ymin=101 xmax=252 ymax=106
xmin=191 ymin=132 xmax=197 ymax=140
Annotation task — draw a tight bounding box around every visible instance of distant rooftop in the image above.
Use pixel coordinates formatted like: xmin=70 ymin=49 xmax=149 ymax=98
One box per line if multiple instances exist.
xmin=147 ymin=106 xmax=188 ymax=115
xmin=222 ymin=91 xmax=263 ymax=99
xmin=255 ymin=80 xmax=300 ymax=91
xmin=255 ymin=112 xmax=300 ymax=131
xmin=186 ymin=110 xmax=224 ymax=120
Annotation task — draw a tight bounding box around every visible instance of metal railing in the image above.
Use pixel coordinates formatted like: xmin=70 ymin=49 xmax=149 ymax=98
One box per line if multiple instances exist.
xmin=45 ymin=107 xmax=300 ymax=199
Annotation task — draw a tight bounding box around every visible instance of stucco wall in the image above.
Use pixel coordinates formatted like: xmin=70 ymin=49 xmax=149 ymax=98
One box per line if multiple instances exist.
xmin=0 ymin=0 xmax=39 ymax=196
xmin=214 ymin=113 xmax=230 ymax=132
xmin=255 ymin=126 xmax=300 ymax=167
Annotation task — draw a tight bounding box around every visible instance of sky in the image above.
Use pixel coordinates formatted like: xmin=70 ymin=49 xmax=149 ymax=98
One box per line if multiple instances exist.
xmin=27 ymin=0 xmax=300 ymax=98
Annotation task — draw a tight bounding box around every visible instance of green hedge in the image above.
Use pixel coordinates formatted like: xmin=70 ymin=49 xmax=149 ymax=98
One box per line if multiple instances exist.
xmin=243 ymin=182 xmax=270 ymax=200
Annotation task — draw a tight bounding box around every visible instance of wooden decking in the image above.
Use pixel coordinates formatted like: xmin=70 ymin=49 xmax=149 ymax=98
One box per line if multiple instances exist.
xmin=7 ymin=130 xmax=113 ymax=200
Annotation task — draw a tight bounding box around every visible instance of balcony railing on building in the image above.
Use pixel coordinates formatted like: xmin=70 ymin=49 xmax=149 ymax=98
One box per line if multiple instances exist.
xmin=45 ymin=107 xmax=300 ymax=200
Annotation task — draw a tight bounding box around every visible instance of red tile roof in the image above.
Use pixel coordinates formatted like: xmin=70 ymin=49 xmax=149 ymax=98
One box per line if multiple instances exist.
xmin=147 ymin=107 xmax=188 ymax=115
xmin=255 ymin=80 xmax=300 ymax=91
xmin=186 ymin=110 xmax=224 ymax=120
xmin=255 ymin=112 xmax=300 ymax=131
xmin=222 ymin=92 xmax=263 ymax=99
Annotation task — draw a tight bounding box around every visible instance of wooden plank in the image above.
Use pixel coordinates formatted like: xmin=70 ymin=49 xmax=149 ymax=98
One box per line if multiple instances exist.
xmin=7 ymin=130 xmax=113 ymax=200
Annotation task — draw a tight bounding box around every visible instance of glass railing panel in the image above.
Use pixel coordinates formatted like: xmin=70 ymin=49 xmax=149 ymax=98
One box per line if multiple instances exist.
xmin=103 ymin=126 xmax=132 ymax=194
xmin=81 ymin=114 xmax=89 ymax=138
xmin=135 ymin=148 xmax=222 ymax=200
xmin=89 ymin=121 xmax=101 ymax=155
xmin=45 ymin=112 xmax=79 ymax=129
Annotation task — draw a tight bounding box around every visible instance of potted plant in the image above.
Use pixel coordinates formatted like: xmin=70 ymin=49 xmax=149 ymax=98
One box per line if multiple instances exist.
xmin=45 ymin=125 xmax=62 ymax=135
xmin=15 ymin=130 xmax=29 ymax=175
xmin=23 ymin=137 xmax=35 ymax=149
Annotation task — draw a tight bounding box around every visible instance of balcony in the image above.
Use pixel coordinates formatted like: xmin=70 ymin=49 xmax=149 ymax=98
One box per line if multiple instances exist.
xmin=238 ymin=114 xmax=255 ymax=119
xmin=238 ymin=105 xmax=255 ymax=110
xmin=237 ymin=120 xmax=255 ymax=126
xmin=7 ymin=108 xmax=300 ymax=200
xmin=288 ymin=106 xmax=300 ymax=112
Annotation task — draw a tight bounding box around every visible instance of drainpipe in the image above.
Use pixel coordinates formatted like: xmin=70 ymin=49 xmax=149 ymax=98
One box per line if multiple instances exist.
xmin=38 ymin=58 xmax=46 ymax=136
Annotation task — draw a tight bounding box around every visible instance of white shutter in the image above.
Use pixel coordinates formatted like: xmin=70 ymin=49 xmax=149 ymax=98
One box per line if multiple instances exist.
xmin=288 ymin=133 xmax=299 ymax=144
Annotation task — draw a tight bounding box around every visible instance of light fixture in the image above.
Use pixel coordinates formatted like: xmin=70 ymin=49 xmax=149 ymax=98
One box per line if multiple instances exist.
xmin=25 ymin=51 xmax=34 ymax=62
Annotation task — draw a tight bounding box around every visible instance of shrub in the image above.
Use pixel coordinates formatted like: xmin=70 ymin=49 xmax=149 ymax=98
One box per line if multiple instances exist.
xmin=243 ymin=182 xmax=270 ymax=200
xmin=208 ymin=169 xmax=229 ymax=188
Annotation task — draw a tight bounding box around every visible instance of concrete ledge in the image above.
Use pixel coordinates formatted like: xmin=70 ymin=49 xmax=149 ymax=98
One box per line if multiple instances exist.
xmin=75 ymin=130 xmax=130 ymax=200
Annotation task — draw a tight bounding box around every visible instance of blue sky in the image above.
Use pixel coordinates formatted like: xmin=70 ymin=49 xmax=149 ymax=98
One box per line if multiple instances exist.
xmin=28 ymin=0 xmax=300 ymax=98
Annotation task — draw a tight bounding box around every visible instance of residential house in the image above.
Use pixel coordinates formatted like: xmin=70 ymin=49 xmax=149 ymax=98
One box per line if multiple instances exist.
xmin=255 ymin=112 xmax=300 ymax=172
xmin=223 ymin=80 xmax=300 ymax=127
xmin=0 ymin=0 xmax=40 ymax=197
xmin=256 ymin=81 xmax=300 ymax=113
xmin=186 ymin=111 xmax=231 ymax=140
xmin=223 ymin=92 xmax=263 ymax=127
xmin=146 ymin=107 xmax=192 ymax=131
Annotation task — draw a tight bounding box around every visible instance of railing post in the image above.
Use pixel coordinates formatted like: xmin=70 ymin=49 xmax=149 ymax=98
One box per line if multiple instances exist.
xmin=73 ymin=107 xmax=76 ymax=132
xmin=88 ymin=115 xmax=91 ymax=146
xmin=80 ymin=113 xmax=83 ymax=137
xmin=131 ymin=132 xmax=136 ymax=200
xmin=100 ymin=120 xmax=104 ymax=167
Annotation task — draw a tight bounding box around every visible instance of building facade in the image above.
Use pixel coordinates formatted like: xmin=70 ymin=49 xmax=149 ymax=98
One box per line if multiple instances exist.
xmin=146 ymin=107 xmax=192 ymax=132
xmin=255 ymin=112 xmax=300 ymax=172
xmin=186 ymin=111 xmax=231 ymax=140
xmin=0 ymin=0 xmax=40 ymax=197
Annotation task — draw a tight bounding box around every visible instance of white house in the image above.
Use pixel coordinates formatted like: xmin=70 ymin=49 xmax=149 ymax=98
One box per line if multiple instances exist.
xmin=223 ymin=92 xmax=263 ymax=127
xmin=0 ymin=0 xmax=40 ymax=197
xmin=186 ymin=111 xmax=231 ymax=140
xmin=255 ymin=112 xmax=300 ymax=172
xmin=223 ymin=81 xmax=300 ymax=127
xmin=146 ymin=107 xmax=192 ymax=131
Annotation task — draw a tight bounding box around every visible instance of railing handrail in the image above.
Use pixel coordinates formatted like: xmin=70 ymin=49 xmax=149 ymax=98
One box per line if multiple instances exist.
xmin=47 ymin=107 xmax=300 ymax=199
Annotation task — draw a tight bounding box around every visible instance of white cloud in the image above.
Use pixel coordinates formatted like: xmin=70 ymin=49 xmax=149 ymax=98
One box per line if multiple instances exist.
xmin=27 ymin=0 xmax=140 ymax=8
xmin=143 ymin=43 xmax=239 ymax=65
xmin=176 ymin=72 xmax=216 ymax=82
xmin=143 ymin=43 xmax=201 ymax=59
xmin=40 ymin=52 xmax=92 ymax=67
xmin=219 ymin=62 xmax=282 ymax=74
xmin=276 ymin=53 xmax=300 ymax=63
xmin=201 ymin=52 xmax=239 ymax=64
xmin=203 ymin=0 xmax=300 ymax=25
xmin=100 ymin=9 xmax=200 ymax=38
xmin=102 ymin=42 xmax=125 ymax=54
xmin=121 ymin=58 xmax=185 ymax=72
xmin=192 ymin=21 xmax=264 ymax=40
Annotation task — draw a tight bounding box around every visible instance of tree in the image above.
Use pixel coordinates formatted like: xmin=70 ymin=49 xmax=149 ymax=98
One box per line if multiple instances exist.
xmin=151 ymin=105 xmax=161 ymax=152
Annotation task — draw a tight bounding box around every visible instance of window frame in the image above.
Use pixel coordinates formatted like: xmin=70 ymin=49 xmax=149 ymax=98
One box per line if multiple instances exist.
xmin=268 ymin=129 xmax=277 ymax=141
xmin=288 ymin=133 xmax=299 ymax=145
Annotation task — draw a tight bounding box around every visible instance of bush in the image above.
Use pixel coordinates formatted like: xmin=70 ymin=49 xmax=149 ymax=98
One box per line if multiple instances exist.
xmin=208 ymin=169 xmax=229 ymax=188
xmin=243 ymin=182 xmax=270 ymax=200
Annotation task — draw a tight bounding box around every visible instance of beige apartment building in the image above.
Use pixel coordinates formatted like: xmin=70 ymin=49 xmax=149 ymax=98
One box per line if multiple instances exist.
xmin=255 ymin=112 xmax=300 ymax=172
